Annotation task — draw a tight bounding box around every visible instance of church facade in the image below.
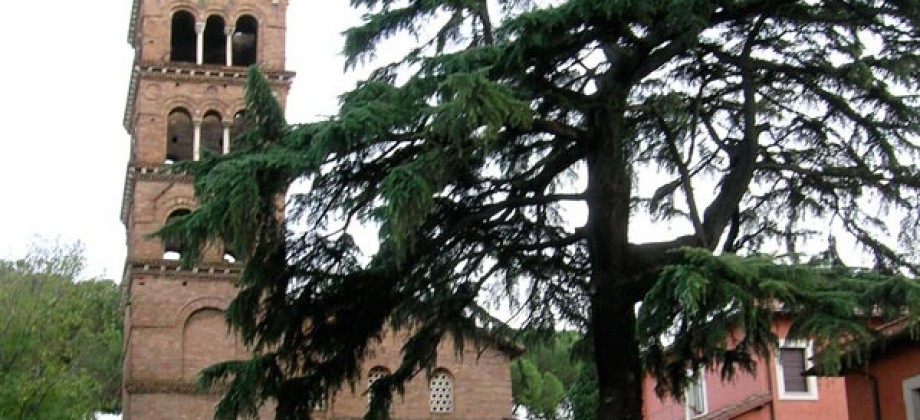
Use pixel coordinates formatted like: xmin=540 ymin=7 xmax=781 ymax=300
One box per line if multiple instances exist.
xmin=119 ymin=1 xmax=515 ymax=419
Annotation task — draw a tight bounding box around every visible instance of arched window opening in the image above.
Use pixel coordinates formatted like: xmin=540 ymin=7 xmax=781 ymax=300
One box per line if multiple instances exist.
xmin=170 ymin=11 xmax=196 ymax=63
xmin=200 ymin=111 xmax=223 ymax=155
xmin=203 ymin=16 xmax=227 ymax=65
xmin=232 ymin=16 xmax=258 ymax=66
xmin=166 ymin=108 xmax=194 ymax=164
xmin=229 ymin=110 xmax=247 ymax=142
xmin=429 ymin=369 xmax=454 ymax=413
xmin=367 ymin=366 xmax=390 ymax=404
xmin=163 ymin=209 xmax=191 ymax=260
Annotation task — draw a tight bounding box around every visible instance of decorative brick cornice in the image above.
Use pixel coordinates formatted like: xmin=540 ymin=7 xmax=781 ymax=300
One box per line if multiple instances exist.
xmin=124 ymin=379 xmax=227 ymax=395
xmin=134 ymin=165 xmax=195 ymax=182
xmin=128 ymin=0 xmax=141 ymax=46
xmin=120 ymin=164 xmax=194 ymax=226
xmin=127 ymin=259 xmax=242 ymax=280
xmin=123 ymin=260 xmax=241 ymax=300
xmin=136 ymin=61 xmax=295 ymax=84
xmin=120 ymin=165 xmax=134 ymax=226
xmin=123 ymin=67 xmax=140 ymax=131
xmin=123 ymin=61 xmax=295 ymax=132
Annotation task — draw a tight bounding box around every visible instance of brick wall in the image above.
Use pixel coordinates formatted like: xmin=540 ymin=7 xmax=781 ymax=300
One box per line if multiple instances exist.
xmin=135 ymin=0 xmax=288 ymax=71
xmin=123 ymin=1 xmax=514 ymax=418
xmin=124 ymin=276 xmax=515 ymax=420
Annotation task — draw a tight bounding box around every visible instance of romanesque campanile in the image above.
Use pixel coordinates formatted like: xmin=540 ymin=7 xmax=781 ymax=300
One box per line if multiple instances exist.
xmin=120 ymin=0 xmax=293 ymax=418
xmin=121 ymin=1 xmax=516 ymax=418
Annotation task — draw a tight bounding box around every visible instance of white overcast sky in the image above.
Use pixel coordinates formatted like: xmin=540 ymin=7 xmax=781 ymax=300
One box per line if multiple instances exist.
xmin=0 ymin=1 xmax=366 ymax=279
xmin=0 ymin=1 xmax=883 ymax=281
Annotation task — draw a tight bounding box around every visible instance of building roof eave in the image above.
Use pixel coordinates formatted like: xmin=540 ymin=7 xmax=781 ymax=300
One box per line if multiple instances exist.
xmin=697 ymin=393 xmax=772 ymax=420
xmin=808 ymin=317 xmax=920 ymax=376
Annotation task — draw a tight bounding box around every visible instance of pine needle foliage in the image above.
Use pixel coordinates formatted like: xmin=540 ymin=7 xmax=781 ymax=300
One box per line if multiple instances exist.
xmin=162 ymin=1 xmax=920 ymax=419
xmin=639 ymin=248 xmax=920 ymax=400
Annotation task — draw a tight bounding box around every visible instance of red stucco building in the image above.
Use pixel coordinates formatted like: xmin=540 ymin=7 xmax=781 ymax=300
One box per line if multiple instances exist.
xmin=831 ymin=318 xmax=920 ymax=420
xmin=642 ymin=314 xmax=920 ymax=420
xmin=642 ymin=315 xmax=850 ymax=420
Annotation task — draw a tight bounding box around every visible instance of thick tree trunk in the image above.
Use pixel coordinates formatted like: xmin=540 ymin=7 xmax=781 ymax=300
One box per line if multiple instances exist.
xmin=585 ymin=90 xmax=644 ymax=420
xmin=591 ymin=292 xmax=643 ymax=420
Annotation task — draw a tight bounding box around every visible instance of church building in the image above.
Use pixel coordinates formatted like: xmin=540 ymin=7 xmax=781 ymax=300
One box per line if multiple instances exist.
xmin=119 ymin=1 xmax=515 ymax=419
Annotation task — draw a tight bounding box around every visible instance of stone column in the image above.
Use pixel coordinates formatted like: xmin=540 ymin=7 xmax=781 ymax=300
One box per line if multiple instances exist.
xmin=193 ymin=120 xmax=202 ymax=160
xmin=222 ymin=122 xmax=231 ymax=154
xmin=224 ymin=26 xmax=235 ymax=66
xmin=195 ymin=22 xmax=205 ymax=65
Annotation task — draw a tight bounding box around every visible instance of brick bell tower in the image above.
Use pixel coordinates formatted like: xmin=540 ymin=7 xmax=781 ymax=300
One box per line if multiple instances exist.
xmin=120 ymin=0 xmax=293 ymax=418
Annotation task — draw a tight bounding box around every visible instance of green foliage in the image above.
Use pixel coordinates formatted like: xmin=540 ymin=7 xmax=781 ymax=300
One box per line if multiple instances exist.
xmin=167 ymin=1 xmax=920 ymax=419
xmin=512 ymin=359 xmax=564 ymax=418
xmin=639 ymin=248 xmax=920 ymax=399
xmin=568 ymin=364 xmax=598 ymax=420
xmin=511 ymin=331 xmax=585 ymax=418
xmin=0 ymin=240 xmax=122 ymax=419
xmin=510 ymin=331 xmax=600 ymax=419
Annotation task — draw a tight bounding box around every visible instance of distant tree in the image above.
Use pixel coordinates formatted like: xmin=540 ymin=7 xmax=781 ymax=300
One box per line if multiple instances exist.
xmin=166 ymin=1 xmax=920 ymax=419
xmin=513 ymin=359 xmax=562 ymax=418
xmin=511 ymin=333 xmax=577 ymax=419
xmin=511 ymin=331 xmax=584 ymax=419
xmin=0 ymin=240 xmax=122 ymax=418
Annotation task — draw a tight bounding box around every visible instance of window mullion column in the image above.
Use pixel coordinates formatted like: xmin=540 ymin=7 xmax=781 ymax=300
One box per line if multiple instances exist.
xmin=222 ymin=122 xmax=231 ymax=154
xmin=224 ymin=26 xmax=235 ymax=66
xmin=195 ymin=22 xmax=205 ymax=65
xmin=193 ymin=120 xmax=202 ymax=160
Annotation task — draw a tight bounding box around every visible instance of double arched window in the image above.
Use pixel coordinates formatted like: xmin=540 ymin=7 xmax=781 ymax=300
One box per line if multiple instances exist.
xmin=162 ymin=208 xmax=240 ymax=263
xmin=360 ymin=366 xmax=455 ymax=413
xmin=169 ymin=11 xmax=259 ymax=66
xmin=165 ymin=108 xmax=235 ymax=164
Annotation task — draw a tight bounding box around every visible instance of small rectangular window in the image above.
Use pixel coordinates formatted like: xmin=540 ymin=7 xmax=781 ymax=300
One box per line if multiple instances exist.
xmin=911 ymin=388 xmax=920 ymax=417
xmin=775 ymin=341 xmax=818 ymax=400
xmin=685 ymin=371 xmax=706 ymax=418
xmin=780 ymin=348 xmax=808 ymax=392
xmin=902 ymin=375 xmax=920 ymax=420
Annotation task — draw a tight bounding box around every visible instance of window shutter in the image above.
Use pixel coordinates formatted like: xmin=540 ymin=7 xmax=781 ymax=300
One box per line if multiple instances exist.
xmin=780 ymin=348 xmax=808 ymax=392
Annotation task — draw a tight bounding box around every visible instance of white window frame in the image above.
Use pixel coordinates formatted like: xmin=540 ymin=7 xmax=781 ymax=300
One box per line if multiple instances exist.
xmin=684 ymin=370 xmax=707 ymax=419
xmin=902 ymin=374 xmax=920 ymax=420
xmin=775 ymin=339 xmax=819 ymax=400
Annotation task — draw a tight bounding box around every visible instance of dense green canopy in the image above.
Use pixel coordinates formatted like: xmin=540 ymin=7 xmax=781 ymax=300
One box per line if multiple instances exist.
xmin=165 ymin=1 xmax=920 ymax=419
xmin=0 ymin=241 xmax=122 ymax=418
